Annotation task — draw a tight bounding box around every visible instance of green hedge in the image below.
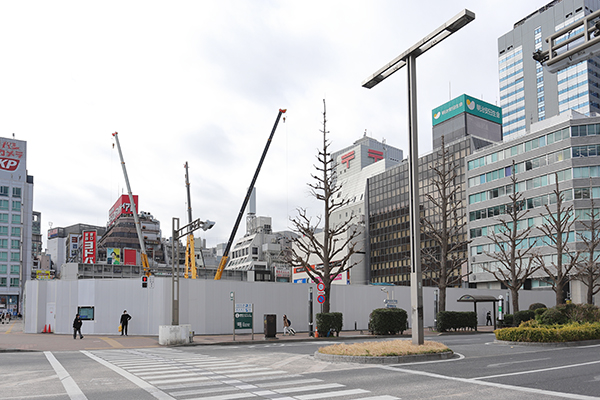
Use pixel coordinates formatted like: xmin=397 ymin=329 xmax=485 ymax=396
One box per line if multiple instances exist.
xmin=368 ymin=308 xmax=408 ymax=335
xmin=539 ymin=308 xmax=568 ymax=325
xmin=529 ymin=302 xmax=547 ymax=311
xmin=437 ymin=311 xmax=477 ymax=332
xmin=513 ymin=310 xmax=535 ymax=326
xmin=495 ymin=322 xmax=600 ymax=342
xmin=316 ymin=312 xmax=343 ymax=337
xmin=498 ymin=314 xmax=513 ymax=327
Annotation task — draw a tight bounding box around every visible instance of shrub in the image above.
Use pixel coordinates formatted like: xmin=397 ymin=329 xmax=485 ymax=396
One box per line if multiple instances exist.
xmin=316 ymin=312 xmax=343 ymax=337
xmin=529 ymin=303 xmax=547 ymax=311
xmin=368 ymin=308 xmax=408 ymax=335
xmin=437 ymin=311 xmax=477 ymax=332
xmin=495 ymin=322 xmax=600 ymax=342
xmin=534 ymin=307 xmax=547 ymax=317
xmin=498 ymin=314 xmax=513 ymax=327
xmin=513 ymin=310 xmax=536 ymax=326
xmin=539 ymin=308 xmax=568 ymax=325
xmin=556 ymin=303 xmax=600 ymax=323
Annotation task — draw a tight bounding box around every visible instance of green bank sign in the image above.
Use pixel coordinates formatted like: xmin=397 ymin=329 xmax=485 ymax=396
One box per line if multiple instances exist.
xmin=432 ymin=94 xmax=502 ymax=126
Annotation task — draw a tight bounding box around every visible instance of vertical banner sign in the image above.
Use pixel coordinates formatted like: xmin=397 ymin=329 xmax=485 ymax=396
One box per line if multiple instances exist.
xmin=82 ymin=231 xmax=97 ymax=264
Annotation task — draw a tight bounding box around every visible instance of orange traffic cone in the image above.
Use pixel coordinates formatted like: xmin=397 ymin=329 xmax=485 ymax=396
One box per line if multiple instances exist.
xmin=42 ymin=325 xmax=47 ymax=333
xmin=315 ymin=327 xmax=318 ymax=338
xmin=48 ymin=324 xmax=52 ymax=333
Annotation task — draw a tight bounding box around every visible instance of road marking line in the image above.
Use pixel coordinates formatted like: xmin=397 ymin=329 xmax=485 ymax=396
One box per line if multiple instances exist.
xmin=296 ymin=389 xmax=370 ymax=399
xmin=81 ymin=351 xmax=175 ymax=400
xmin=474 ymin=359 xmax=600 ymax=380
xmin=353 ymin=396 xmax=400 ymax=400
xmin=257 ymin=378 xmax=323 ymax=388
xmin=98 ymin=337 xmax=124 ymax=348
xmin=3 ymin=321 xmax=16 ymax=334
xmin=487 ymin=357 xmax=551 ymax=368
xmin=380 ymin=365 xmax=600 ymax=400
xmin=274 ymin=383 xmax=345 ymax=394
xmin=44 ymin=351 xmax=87 ymax=400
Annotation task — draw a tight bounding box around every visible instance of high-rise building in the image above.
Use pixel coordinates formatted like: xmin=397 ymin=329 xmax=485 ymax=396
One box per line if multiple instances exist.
xmin=498 ymin=0 xmax=600 ymax=138
xmin=367 ymin=95 xmax=502 ymax=285
xmin=0 ymin=137 xmax=33 ymax=315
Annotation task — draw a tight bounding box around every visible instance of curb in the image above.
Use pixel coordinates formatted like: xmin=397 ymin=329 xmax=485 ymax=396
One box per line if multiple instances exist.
xmin=314 ymin=350 xmax=454 ymax=364
xmin=495 ymin=338 xmax=600 ymax=347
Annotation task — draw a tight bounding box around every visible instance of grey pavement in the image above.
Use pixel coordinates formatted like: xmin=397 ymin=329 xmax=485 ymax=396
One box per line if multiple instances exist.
xmin=0 ymin=318 xmax=496 ymax=352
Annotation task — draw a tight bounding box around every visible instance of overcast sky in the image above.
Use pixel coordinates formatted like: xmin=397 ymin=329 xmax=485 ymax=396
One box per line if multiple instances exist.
xmin=1 ymin=1 xmax=549 ymax=249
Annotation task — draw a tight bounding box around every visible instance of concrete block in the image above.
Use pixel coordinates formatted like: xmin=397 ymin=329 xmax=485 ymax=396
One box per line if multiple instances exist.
xmin=159 ymin=324 xmax=192 ymax=345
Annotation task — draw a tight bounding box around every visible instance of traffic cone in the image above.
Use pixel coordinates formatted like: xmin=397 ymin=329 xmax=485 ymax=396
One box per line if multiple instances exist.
xmin=315 ymin=327 xmax=318 ymax=338
xmin=42 ymin=325 xmax=47 ymax=333
xmin=48 ymin=324 xmax=52 ymax=333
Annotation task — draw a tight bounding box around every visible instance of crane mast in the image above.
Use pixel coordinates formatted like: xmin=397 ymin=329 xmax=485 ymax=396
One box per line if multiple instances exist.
xmin=184 ymin=162 xmax=197 ymax=279
xmin=214 ymin=108 xmax=286 ymax=280
xmin=112 ymin=132 xmax=151 ymax=276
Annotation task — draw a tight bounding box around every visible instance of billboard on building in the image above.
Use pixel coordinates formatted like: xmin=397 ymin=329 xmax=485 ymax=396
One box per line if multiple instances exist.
xmin=123 ymin=248 xmax=137 ymax=265
xmin=108 ymin=194 xmax=139 ymax=226
xmin=432 ymin=94 xmax=502 ymax=126
xmin=48 ymin=228 xmax=59 ymax=239
xmin=68 ymin=234 xmax=79 ymax=259
xmin=82 ymin=231 xmax=97 ymax=264
xmin=0 ymin=138 xmax=26 ymax=178
xmin=107 ymin=248 xmax=121 ymax=265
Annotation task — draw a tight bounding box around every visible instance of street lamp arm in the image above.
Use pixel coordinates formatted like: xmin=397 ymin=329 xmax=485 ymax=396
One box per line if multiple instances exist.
xmin=362 ymin=9 xmax=475 ymax=89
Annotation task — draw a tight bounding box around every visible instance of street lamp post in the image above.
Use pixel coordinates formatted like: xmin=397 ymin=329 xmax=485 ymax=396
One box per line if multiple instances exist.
xmin=362 ymin=9 xmax=475 ymax=345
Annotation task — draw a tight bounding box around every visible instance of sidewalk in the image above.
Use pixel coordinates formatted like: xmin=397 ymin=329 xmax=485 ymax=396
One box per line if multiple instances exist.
xmin=0 ymin=320 xmax=496 ymax=352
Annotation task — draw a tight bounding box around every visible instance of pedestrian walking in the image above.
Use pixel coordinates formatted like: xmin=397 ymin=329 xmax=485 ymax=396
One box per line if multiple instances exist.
xmin=486 ymin=310 xmax=492 ymax=326
xmin=73 ymin=314 xmax=83 ymax=339
xmin=120 ymin=310 xmax=131 ymax=336
xmin=283 ymin=314 xmax=295 ymax=335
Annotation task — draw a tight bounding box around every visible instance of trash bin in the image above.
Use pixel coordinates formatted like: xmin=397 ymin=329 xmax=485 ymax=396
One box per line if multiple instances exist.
xmin=264 ymin=314 xmax=276 ymax=338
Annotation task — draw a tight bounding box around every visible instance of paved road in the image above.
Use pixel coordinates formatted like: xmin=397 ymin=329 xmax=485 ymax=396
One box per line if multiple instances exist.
xmin=1 ymin=326 xmax=599 ymax=399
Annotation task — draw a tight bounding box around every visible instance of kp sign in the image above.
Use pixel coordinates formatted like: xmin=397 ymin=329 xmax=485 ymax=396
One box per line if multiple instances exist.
xmin=0 ymin=139 xmax=25 ymax=175
xmin=109 ymin=194 xmax=139 ymax=226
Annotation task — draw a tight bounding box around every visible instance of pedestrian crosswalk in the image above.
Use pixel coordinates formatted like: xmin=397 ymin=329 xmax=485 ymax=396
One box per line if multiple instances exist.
xmin=84 ymin=348 xmax=400 ymax=400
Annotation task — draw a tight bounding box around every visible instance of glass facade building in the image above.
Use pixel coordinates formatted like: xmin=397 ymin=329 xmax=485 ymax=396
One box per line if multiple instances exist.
xmin=498 ymin=0 xmax=600 ymax=139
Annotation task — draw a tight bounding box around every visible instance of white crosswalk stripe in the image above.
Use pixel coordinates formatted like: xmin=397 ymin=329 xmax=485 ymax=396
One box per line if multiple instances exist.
xmin=86 ymin=348 xmax=401 ymax=400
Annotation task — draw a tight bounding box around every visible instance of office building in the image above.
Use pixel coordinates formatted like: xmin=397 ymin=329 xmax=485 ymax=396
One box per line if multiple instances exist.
xmin=498 ymin=0 xmax=600 ymax=138
xmin=367 ymin=95 xmax=502 ymax=285
xmin=466 ymin=110 xmax=600 ymax=304
xmin=0 ymin=137 xmax=33 ymax=315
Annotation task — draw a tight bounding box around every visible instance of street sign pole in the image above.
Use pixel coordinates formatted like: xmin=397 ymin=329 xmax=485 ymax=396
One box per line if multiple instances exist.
xmin=231 ymin=291 xmax=235 ymax=341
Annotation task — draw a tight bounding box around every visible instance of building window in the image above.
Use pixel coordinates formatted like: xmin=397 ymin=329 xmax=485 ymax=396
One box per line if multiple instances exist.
xmin=0 ymin=187 xmax=8 ymax=197
xmin=11 ymin=227 xmax=20 ymax=237
xmin=0 ymin=265 xmax=6 ymax=274
xmin=11 ymin=240 xmax=19 ymax=250
xmin=252 ymin=247 xmax=258 ymax=255
xmin=0 ymin=239 xmax=6 ymax=249
xmin=0 ymin=200 xmax=8 ymax=210
xmin=0 ymin=214 xmax=7 ymax=224
xmin=0 ymin=278 xmax=6 ymax=287
xmin=12 ymin=188 xmax=21 ymax=198
xmin=11 ymin=214 xmax=20 ymax=224
xmin=10 ymin=278 xmax=18 ymax=287
xmin=10 ymin=264 xmax=19 ymax=274
xmin=0 ymin=252 xmax=7 ymax=262
xmin=11 ymin=201 xmax=20 ymax=211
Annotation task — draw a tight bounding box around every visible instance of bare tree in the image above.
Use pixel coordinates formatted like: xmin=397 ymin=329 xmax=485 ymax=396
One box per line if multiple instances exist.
xmin=421 ymin=136 xmax=470 ymax=312
xmin=483 ymin=162 xmax=539 ymax=313
xmin=574 ymin=197 xmax=600 ymax=304
xmin=288 ymin=100 xmax=361 ymax=313
xmin=536 ymin=175 xmax=579 ymax=305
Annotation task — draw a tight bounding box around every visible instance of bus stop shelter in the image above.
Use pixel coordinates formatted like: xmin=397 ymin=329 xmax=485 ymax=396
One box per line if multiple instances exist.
xmin=457 ymin=294 xmax=499 ymax=330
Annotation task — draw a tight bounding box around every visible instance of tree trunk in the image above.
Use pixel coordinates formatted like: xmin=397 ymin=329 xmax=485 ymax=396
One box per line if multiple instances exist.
xmin=587 ymin=279 xmax=594 ymax=305
xmin=438 ymin=286 xmax=447 ymax=313
xmin=511 ymin=287 xmax=519 ymax=314
xmin=555 ymin=280 xmax=565 ymax=305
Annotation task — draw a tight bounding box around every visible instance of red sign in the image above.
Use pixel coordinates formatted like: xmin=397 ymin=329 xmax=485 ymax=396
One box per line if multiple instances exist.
xmin=341 ymin=151 xmax=355 ymax=169
xmin=123 ymin=248 xmax=137 ymax=265
xmin=368 ymin=149 xmax=384 ymax=162
xmin=0 ymin=140 xmax=24 ymax=172
xmin=109 ymin=194 xmax=139 ymax=226
xmin=82 ymin=231 xmax=97 ymax=264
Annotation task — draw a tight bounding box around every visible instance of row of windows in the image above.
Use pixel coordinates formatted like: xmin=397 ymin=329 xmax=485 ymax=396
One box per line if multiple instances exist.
xmin=0 ymin=277 xmax=19 ymax=287
xmin=0 ymin=264 xmax=19 ymax=274
xmin=500 ymin=77 xmax=523 ymax=92
xmin=0 ymin=214 xmax=21 ymax=224
xmin=503 ymin=105 xmax=525 ymax=119
xmin=501 ymin=96 xmax=525 ymax=109
xmin=0 ymin=187 xmax=21 ymax=198
xmin=0 ymin=200 xmax=21 ymax=211
xmin=503 ymin=125 xmax=526 ymax=137
xmin=468 ymin=126 xmax=572 ymax=171
xmin=499 ymin=58 xmax=523 ymax=74
xmin=0 ymin=227 xmax=22 ymax=237
xmin=558 ymin=79 xmax=588 ymax=96
xmin=503 ymin=115 xmax=526 ymax=128
xmin=472 ymin=254 xmax=566 ymax=275
xmin=469 ymin=168 xmax=571 ymax=205
xmin=499 ymin=68 xmax=523 ymax=83
xmin=498 ymin=48 xmax=522 ymax=66
xmin=559 ymin=90 xmax=589 ymax=106
xmin=500 ymin=86 xmax=524 ymax=101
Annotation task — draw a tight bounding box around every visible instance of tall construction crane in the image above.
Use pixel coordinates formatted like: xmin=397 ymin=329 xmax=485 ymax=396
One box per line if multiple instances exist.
xmin=184 ymin=162 xmax=198 ymax=279
xmin=214 ymin=108 xmax=286 ymax=280
xmin=112 ymin=132 xmax=151 ymax=277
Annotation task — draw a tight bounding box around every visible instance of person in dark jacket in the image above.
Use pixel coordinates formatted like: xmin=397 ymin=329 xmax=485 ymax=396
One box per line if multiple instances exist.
xmin=120 ymin=310 xmax=131 ymax=336
xmin=73 ymin=314 xmax=83 ymax=339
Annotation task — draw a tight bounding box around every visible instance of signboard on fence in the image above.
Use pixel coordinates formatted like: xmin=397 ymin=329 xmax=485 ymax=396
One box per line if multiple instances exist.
xmin=234 ymin=303 xmax=253 ymax=330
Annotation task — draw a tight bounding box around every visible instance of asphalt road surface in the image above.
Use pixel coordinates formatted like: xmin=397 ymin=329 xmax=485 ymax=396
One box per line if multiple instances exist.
xmin=1 ymin=333 xmax=599 ymax=399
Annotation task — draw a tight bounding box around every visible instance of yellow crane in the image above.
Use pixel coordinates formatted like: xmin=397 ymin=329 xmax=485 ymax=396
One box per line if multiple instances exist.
xmin=184 ymin=162 xmax=197 ymax=279
xmin=214 ymin=109 xmax=286 ymax=280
